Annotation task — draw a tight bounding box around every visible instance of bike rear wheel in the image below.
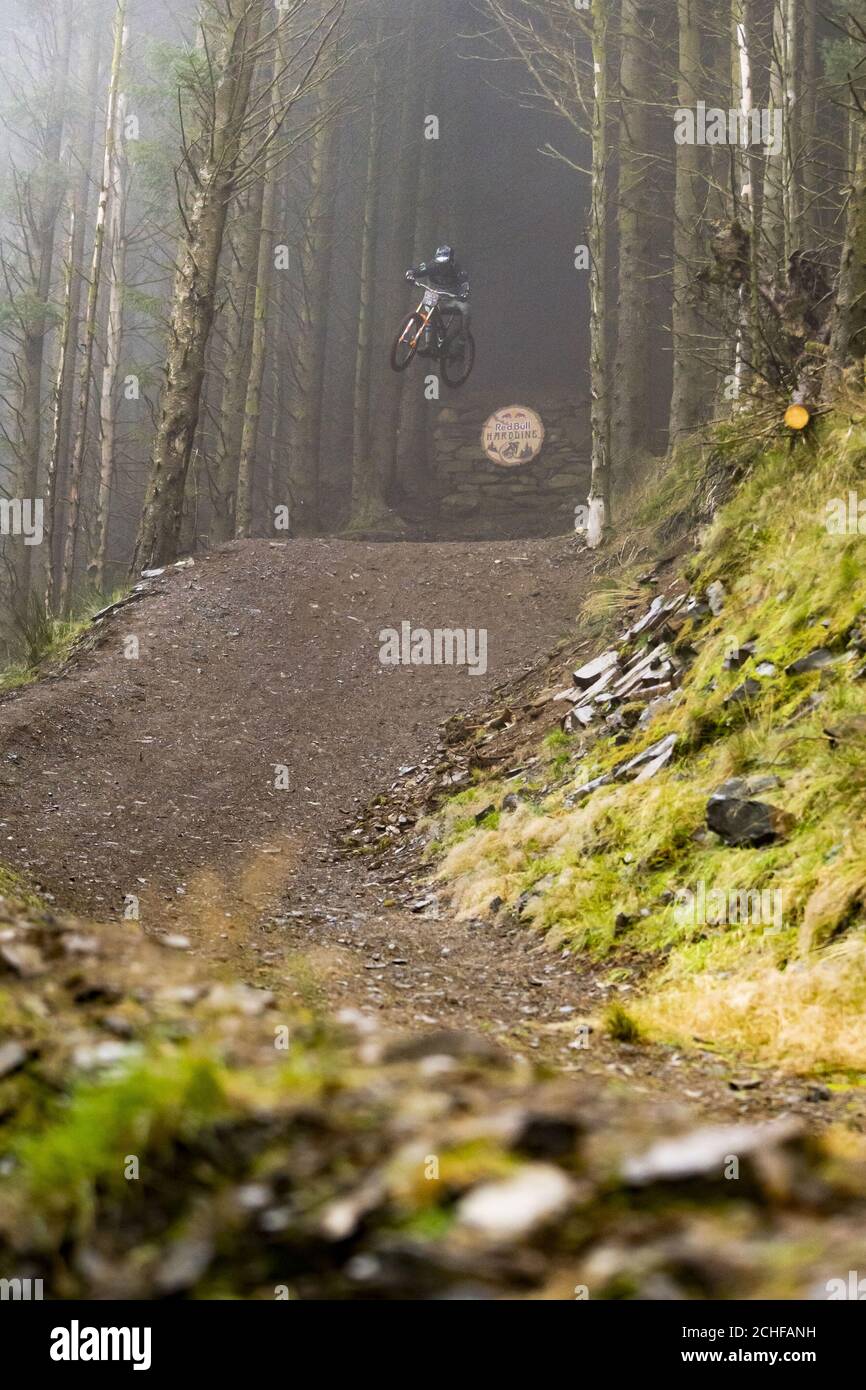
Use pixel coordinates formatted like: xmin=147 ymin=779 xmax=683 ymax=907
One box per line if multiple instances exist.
xmin=441 ymin=329 xmax=476 ymax=389
xmin=390 ymin=313 xmax=423 ymax=372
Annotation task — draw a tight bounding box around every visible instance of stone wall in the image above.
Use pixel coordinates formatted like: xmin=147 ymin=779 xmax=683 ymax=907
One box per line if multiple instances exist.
xmin=430 ymin=391 xmax=590 ymax=539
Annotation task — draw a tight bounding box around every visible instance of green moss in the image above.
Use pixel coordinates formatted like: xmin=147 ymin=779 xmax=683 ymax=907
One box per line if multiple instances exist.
xmin=15 ymin=1053 xmax=231 ymax=1205
xmin=5 ymin=1036 xmax=350 ymax=1244
xmin=432 ymin=408 xmax=866 ymax=1068
xmin=394 ymin=1205 xmax=456 ymax=1241
xmin=0 ymin=864 xmax=41 ymax=907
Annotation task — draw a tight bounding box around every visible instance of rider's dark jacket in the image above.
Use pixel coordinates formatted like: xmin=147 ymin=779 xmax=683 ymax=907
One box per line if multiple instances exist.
xmin=409 ymin=257 xmax=470 ymax=299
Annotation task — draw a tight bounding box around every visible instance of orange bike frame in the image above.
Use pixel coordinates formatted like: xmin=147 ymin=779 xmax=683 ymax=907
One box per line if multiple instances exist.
xmin=404 ymin=294 xmax=439 ymax=351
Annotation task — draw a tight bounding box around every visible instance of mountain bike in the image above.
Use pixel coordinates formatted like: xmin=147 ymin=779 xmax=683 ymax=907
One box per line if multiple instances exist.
xmin=390 ymin=276 xmax=476 ymax=388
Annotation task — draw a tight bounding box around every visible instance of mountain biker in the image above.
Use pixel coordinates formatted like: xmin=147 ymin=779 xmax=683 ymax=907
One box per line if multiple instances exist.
xmin=405 ymin=245 xmax=470 ymax=350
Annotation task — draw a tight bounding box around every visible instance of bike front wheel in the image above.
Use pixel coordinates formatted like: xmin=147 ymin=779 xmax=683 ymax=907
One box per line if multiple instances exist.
xmin=390 ymin=313 xmax=423 ymax=372
xmin=440 ymin=329 xmax=476 ymax=389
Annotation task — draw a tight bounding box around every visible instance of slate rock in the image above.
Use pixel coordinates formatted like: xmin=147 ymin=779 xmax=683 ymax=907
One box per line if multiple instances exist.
xmin=786 ymin=648 xmax=836 ymax=676
xmin=572 ymin=650 xmax=619 ymax=688
xmin=805 ymin=1086 xmax=832 ymax=1104
xmin=456 ymin=1164 xmax=577 ymax=1242
xmin=0 ymin=941 xmax=46 ymax=978
xmin=155 ymin=1238 xmax=214 ymax=1294
xmin=622 ymin=1119 xmax=802 ymax=1186
xmin=740 ymin=774 xmax=782 ymax=796
xmin=566 ymin=772 xmax=612 ymax=804
xmin=513 ymin=1112 xmax=583 ymax=1161
xmin=634 ymin=743 xmax=678 ymax=782
xmin=627 ymin=598 xmax=665 ymax=639
xmin=723 ymin=641 xmax=757 ymax=671
xmin=410 ymin=895 xmax=437 ymax=914
xmin=615 ymin=733 xmax=678 ymax=782
xmin=707 ymin=581 xmax=726 ymax=616
xmin=0 ymin=1041 xmax=29 ymax=1078
xmin=824 ymin=715 xmax=866 ymax=748
xmin=565 ymin=704 xmax=595 ymax=731
xmin=725 ymin=678 xmax=762 ymax=705
xmin=706 ymin=786 xmax=795 ymax=847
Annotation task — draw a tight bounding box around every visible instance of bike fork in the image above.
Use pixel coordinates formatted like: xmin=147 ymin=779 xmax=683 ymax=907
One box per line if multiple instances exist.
xmin=409 ymin=308 xmax=435 ymax=351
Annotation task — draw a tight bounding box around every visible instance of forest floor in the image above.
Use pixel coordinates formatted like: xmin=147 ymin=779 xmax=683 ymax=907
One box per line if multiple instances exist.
xmin=0 ymin=536 xmax=853 ymax=1125
xmin=2 ymin=534 xmax=866 ymax=1299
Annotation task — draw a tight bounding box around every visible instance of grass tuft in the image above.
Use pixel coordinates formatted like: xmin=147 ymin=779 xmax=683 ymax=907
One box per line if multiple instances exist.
xmin=0 ymin=586 xmax=129 ymax=694
xmin=604 ymin=1002 xmax=643 ymax=1044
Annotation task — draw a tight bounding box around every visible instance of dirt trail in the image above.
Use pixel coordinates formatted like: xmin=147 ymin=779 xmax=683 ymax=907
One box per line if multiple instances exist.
xmin=0 ymin=534 xmax=583 ymax=961
xmin=0 ymin=536 xmax=853 ymax=1129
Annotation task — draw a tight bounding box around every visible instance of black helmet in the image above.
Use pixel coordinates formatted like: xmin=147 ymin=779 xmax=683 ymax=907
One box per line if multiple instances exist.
xmin=434 ymin=245 xmax=455 ymax=265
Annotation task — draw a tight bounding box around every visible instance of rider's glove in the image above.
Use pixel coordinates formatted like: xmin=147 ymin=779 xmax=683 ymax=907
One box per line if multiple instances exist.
xmin=405 ymin=269 xmax=414 ymax=281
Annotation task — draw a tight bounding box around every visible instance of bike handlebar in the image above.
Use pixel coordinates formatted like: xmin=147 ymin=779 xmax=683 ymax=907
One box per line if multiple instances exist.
xmin=407 ymin=275 xmax=468 ymax=300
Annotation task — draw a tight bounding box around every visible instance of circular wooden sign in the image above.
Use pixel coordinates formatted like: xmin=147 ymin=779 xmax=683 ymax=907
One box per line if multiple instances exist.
xmin=784 ymin=403 xmax=811 ymax=431
xmin=481 ymin=405 xmax=545 ymax=466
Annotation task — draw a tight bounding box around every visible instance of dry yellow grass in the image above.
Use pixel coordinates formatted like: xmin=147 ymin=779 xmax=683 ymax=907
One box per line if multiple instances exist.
xmin=632 ymin=937 xmax=866 ymax=1073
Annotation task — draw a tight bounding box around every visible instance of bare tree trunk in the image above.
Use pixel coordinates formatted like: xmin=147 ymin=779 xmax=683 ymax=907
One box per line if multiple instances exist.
xmin=586 ymin=0 xmax=612 ymax=549
xmin=267 ymin=256 xmax=287 ymax=520
xmin=45 ymin=26 xmax=103 ymax=611
xmin=349 ymin=17 xmax=395 ymax=532
xmin=782 ymin=0 xmax=801 ymax=244
xmin=210 ymin=189 xmax=261 ymax=542
xmin=670 ymin=0 xmax=707 ymax=442
xmin=59 ymin=0 xmax=127 ymax=611
xmin=45 ymin=212 xmax=76 ymax=607
xmin=371 ymin=0 xmax=422 ymax=498
xmin=133 ymin=0 xmax=267 ymax=570
xmin=827 ymin=129 xmax=866 ymax=387
xmin=763 ymin=0 xmax=786 ymax=267
xmin=612 ymin=0 xmax=654 ymax=463
xmin=799 ymin=0 xmax=818 ymax=248
xmin=290 ymin=96 xmax=339 ymax=534
xmin=235 ymin=70 xmax=280 ymax=539
xmin=93 ymin=65 xmax=131 ymax=588
xmin=14 ymin=8 xmax=73 ymax=608
xmin=397 ymin=7 xmax=442 ymax=506
xmin=730 ymin=0 xmax=760 ymax=399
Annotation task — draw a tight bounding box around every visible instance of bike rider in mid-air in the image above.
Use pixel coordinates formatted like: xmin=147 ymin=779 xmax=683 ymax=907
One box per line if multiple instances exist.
xmin=405 ymin=245 xmax=470 ymax=354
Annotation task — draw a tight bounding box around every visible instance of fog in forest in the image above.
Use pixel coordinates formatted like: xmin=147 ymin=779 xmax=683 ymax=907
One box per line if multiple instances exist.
xmin=4 ymin=0 xmax=866 ymax=1323
xmin=0 ymin=0 xmax=597 ymax=648
xmin=1 ymin=0 xmax=856 ymax=645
